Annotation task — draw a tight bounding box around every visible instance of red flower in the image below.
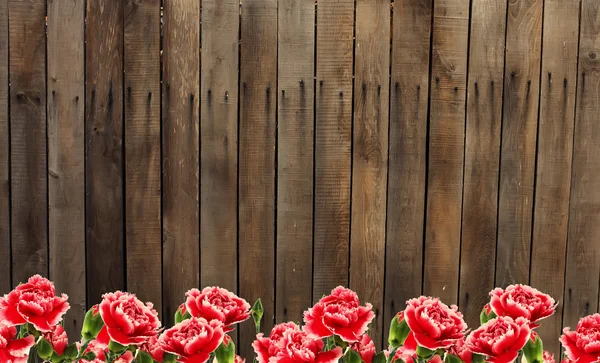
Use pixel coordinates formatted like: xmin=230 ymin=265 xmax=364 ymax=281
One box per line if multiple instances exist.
xmin=254 ymin=322 xmax=302 ymax=363
xmin=43 ymin=325 xmax=68 ymax=356
xmin=543 ymin=351 xmax=556 ymax=363
xmin=350 ymin=335 xmax=376 ymax=363
xmin=185 ymin=287 xmax=250 ymax=331
xmin=140 ymin=335 xmax=164 ymax=362
xmin=0 ymin=275 xmax=70 ymax=332
xmin=159 ymin=317 xmax=225 ymax=363
xmin=404 ymin=296 xmax=467 ymax=350
xmin=449 ymin=337 xmax=472 ymax=363
xmin=98 ymin=291 xmax=161 ymax=346
xmin=235 ymin=355 xmax=246 ymax=363
xmin=303 ymin=286 xmax=374 ymax=343
xmin=0 ymin=324 xmax=35 ymax=363
xmin=489 ymin=285 xmax=557 ymax=327
xmin=466 ymin=316 xmax=531 ymax=363
xmin=560 ymin=314 xmax=600 ymax=363
xmin=253 ymin=322 xmax=343 ymax=363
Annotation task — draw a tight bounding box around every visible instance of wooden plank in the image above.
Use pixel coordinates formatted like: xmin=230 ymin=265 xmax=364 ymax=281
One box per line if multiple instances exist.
xmin=162 ymin=0 xmax=200 ymax=326
xmin=563 ymin=0 xmax=600 ymax=331
xmin=124 ymin=0 xmax=162 ymax=315
xmin=276 ymin=0 xmax=314 ymax=324
xmin=86 ymin=0 xmax=125 ymax=304
xmin=47 ymin=0 xmax=86 ymax=337
xmin=350 ymin=0 xmax=389 ymax=348
xmin=384 ymin=0 xmax=432 ymax=343
xmin=0 ymin=0 xmax=9 ymax=294
xmin=495 ymin=0 xmax=543 ymax=287
xmin=423 ymin=0 xmax=469 ymax=304
xmin=530 ymin=0 xmax=579 ymax=356
xmin=313 ymin=0 xmax=354 ymax=301
xmin=200 ymin=0 xmax=238 ymax=292
xmin=238 ymin=0 xmax=277 ymax=357
xmin=9 ymin=0 xmax=48 ymax=284
xmin=458 ymin=0 xmax=506 ymax=329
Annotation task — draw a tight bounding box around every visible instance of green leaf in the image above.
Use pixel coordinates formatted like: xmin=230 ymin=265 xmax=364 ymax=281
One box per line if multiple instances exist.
xmin=346 ymin=348 xmax=364 ymax=363
xmin=444 ymin=354 xmax=463 ymax=363
xmin=36 ymin=337 xmax=54 ymax=360
xmin=214 ymin=338 xmax=236 ymax=363
xmin=64 ymin=342 xmax=79 ymax=360
xmin=137 ymin=350 xmax=156 ymax=363
xmin=388 ymin=314 xmax=411 ymax=348
xmin=471 ymin=354 xmax=485 ymax=363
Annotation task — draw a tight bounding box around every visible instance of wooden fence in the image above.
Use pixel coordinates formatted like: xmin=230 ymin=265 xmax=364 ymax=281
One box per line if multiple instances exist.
xmin=0 ymin=0 xmax=598 ymax=358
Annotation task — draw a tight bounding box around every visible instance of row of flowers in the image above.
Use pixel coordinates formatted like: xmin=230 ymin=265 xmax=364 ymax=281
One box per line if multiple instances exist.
xmin=0 ymin=275 xmax=598 ymax=363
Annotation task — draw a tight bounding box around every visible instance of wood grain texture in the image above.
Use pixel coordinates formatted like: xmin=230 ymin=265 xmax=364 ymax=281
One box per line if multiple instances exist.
xmin=276 ymin=0 xmax=314 ymax=324
xmin=495 ymin=0 xmax=543 ymax=288
xmin=162 ymin=0 xmax=200 ymax=326
xmin=86 ymin=0 xmax=125 ymax=304
xmin=313 ymin=0 xmax=354 ymax=301
xmin=47 ymin=0 xmax=86 ymax=337
xmin=459 ymin=0 xmax=506 ymax=328
xmin=200 ymin=0 xmax=238 ymax=292
xmin=124 ymin=0 xmax=162 ymax=315
xmin=530 ymin=0 xmax=579 ymax=355
xmin=9 ymin=0 xmax=48 ymax=284
xmin=350 ymin=0 xmax=389 ymax=348
xmin=423 ymin=0 xmax=469 ymax=304
xmin=0 ymin=0 xmax=9 ymax=294
xmin=563 ymin=0 xmax=600 ymax=330
xmin=238 ymin=0 xmax=277 ymax=357
xmin=384 ymin=0 xmax=432 ymax=340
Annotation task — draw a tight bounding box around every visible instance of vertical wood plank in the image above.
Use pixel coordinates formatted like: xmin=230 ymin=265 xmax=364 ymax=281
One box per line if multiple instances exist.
xmin=495 ymin=0 xmax=543 ymax=288
xmin=0 ymin=0 xmax=9 ymax=294
xmin=47 ymin=0 xmax=86 ymax=337
xmin=563 ymin=0 xmax=600 ymax=330
xmin=530 ymin=0 xmax=579 ymax=355
xmin=162 ymin=0 xmax=200 ymax=326
xmin=9 ymin=0 xmax=48 ymax=285
xmin=238 ymin=0 xmax=277 ymax=357
xmin=458 ymin=0 xmax=506 ymax=328
xmin=200 ymin=0 xmax=239 ymax=292
xmin=350 ymin=0 xmax=389 ymax=348
xmin=276 ymin=0 xmax=314 ymax=324
xmin=124 ymin=0 xmax=162 ymax=314
xmin=384 ymin=0 xmax=432 ymax=338
xmin=313 ymin=0 xmax=354 ymax=301
xmin=423 ymin=0 xmax=469 ymax=304
xmin=86 ymin=0 xmax=125 ymax=304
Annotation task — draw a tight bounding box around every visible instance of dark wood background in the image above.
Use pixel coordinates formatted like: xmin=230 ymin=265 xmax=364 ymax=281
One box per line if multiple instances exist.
xmin=0 ymin=0 xmax=598 ymax=358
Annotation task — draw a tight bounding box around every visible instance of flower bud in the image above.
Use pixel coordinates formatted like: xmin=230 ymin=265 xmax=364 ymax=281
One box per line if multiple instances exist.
xmin=523 ymin=332 xmax=544 ymax=363
xmin=81 ymin=305 xmax=104 ymax=341
xmin=215 ymin=336 xmax=236 ymax=363
xmin=479 ymin=304 xmax=496 ymax=325
xmin=389 ymin=312 xmax=411 ymax=348
xmin=36 ymin=337 xmax=54 ymax=360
